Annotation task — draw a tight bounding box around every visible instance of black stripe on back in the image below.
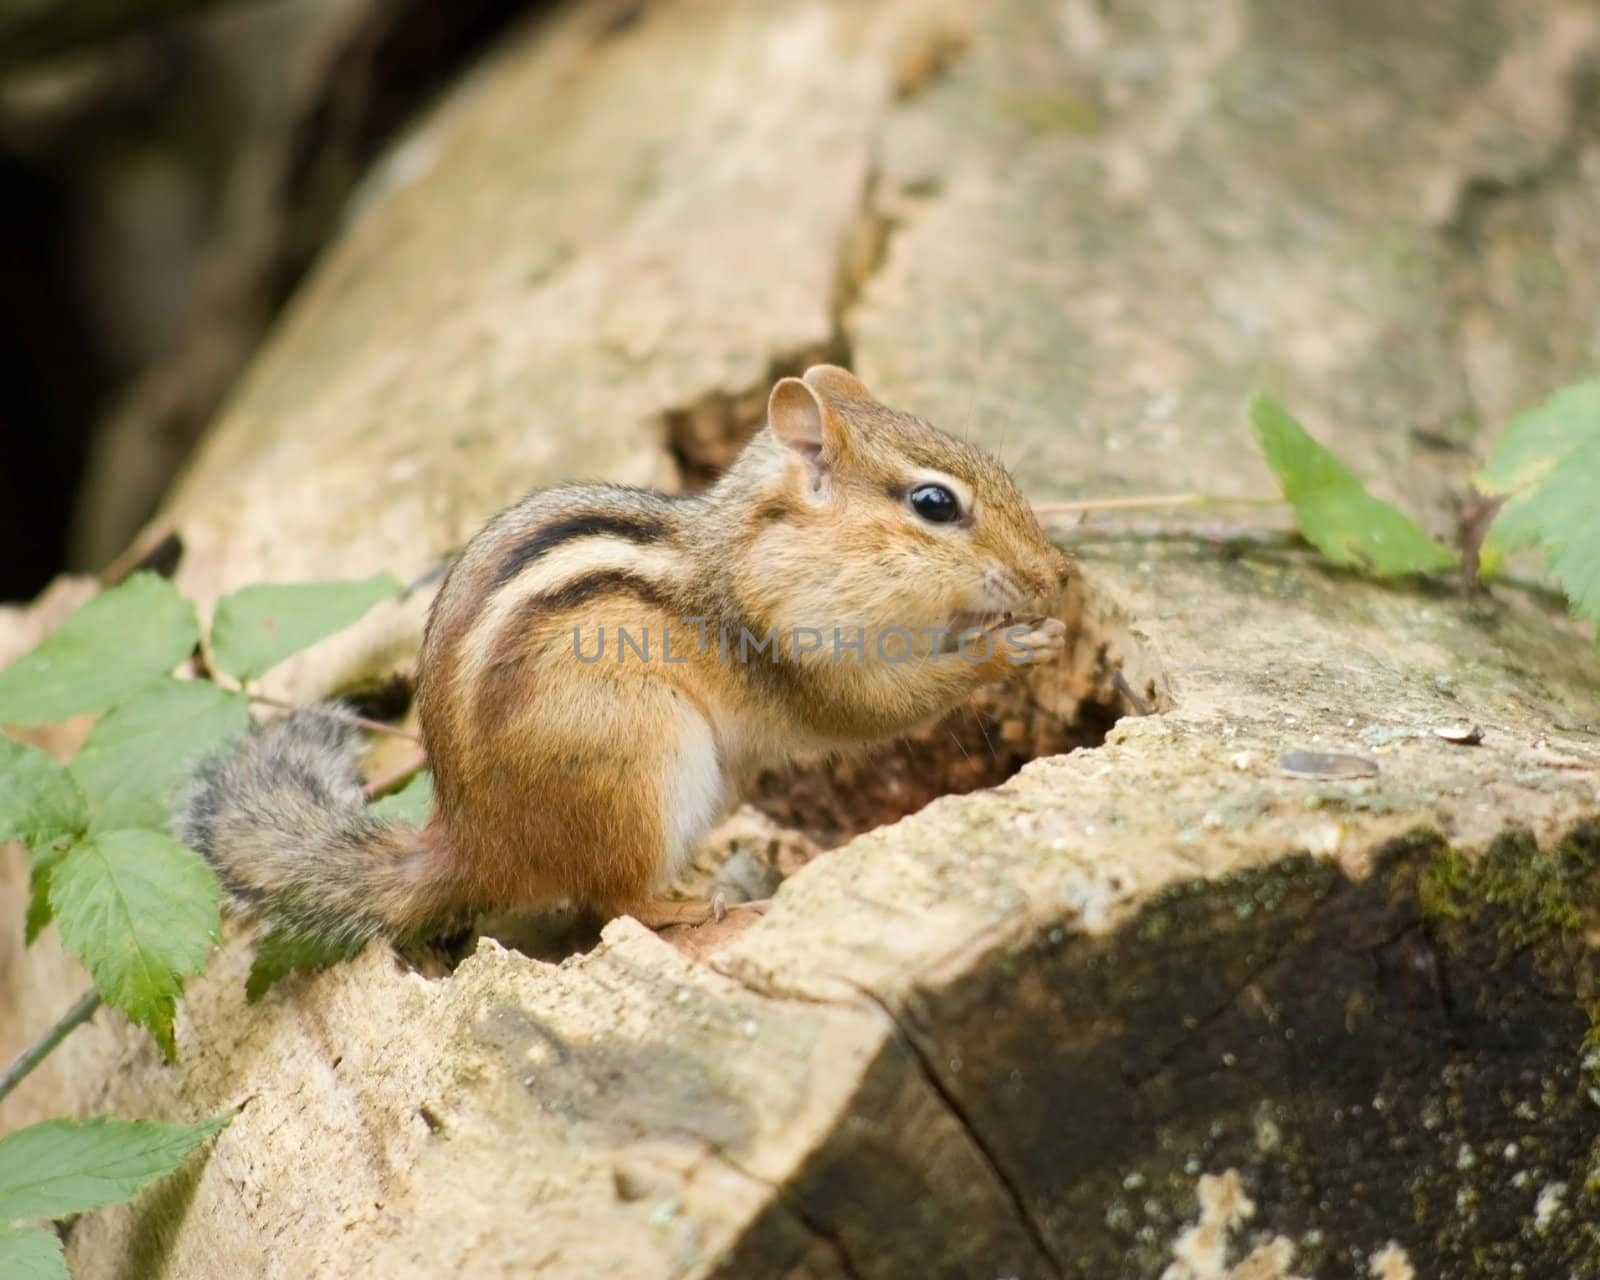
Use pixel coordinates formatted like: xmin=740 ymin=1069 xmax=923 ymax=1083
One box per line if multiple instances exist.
xmin=478 ymin=570 xmax=683 ymax=725
xmin=494 ymin=513 xmax=667 ymax=587
xmin=524 ymin=570 xmax=677 ymax=617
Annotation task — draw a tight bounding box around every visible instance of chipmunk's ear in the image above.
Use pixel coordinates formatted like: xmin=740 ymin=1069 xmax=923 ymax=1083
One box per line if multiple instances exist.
xmin=770 ymin=365 xmax=875 ymax=477
xmin=801 ymin=364 xmax=873 ymax=404
xmin=768 ymin=377 xmax=844 ymax=474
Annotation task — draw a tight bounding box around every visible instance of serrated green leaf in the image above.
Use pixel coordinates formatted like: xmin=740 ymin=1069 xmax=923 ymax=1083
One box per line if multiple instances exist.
xmin=1 ymin=737 xmax=83 ymax=940
xmin=49 ymin=831 xmax=221 ymax=1058
xmin=0 ymin=735 xmax=87 ymax=853
xmin=245 ymin=930 xmax=368 ymax=1002
xmin=1477 ymin=380 xmax=1600 ymax=494
xmin=25 ymin=846 xmax=67 ymax=945
xmin=0 ymin=574 xmax=198 ymax=727
xmin=1476 ymin=379 xmax=1600 ymax=624
xmin=69 ymin=681 xmax=249 ymax=834
xmin=0 ymin=1225 xmax=67 ymax=1280
xmin=0 ymin=1113 xmax=230 ymax=1221
xmin=1249 ymin=396 xmax=1458 ymax=577
xmin=209 ymin=573 xmax=403 ymax=683
xmin=367 ymin=769 xmax=432 ymax=827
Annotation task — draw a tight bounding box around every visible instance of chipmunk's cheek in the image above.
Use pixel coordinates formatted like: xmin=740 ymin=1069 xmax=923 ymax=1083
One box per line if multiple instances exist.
xmin=981 ymin=562 xmax=1031 ymax=611
xmin=939 ymin=581 xmax=988 ymax=623
xmin=945 ymin=577 xmax=1017 ymax=633
xmin=947 ymin=609 xmax=1016 ymax=634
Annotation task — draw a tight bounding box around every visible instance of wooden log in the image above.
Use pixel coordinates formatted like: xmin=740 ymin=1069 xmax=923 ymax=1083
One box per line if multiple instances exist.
xmin=2 ymin=0 xmax=1598 ymax=1276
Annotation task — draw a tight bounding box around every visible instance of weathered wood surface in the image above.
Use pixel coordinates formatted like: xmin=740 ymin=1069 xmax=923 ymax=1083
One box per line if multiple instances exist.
xmin=3 ymin=0 xmax=1600 ymax=1276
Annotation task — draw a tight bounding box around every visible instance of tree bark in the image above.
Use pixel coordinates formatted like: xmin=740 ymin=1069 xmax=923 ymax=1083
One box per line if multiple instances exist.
xmin=2 ymin=0 xmax=1599 ymax=1277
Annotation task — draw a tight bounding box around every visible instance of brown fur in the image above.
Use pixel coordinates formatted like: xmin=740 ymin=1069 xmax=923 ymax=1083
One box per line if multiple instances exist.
xmin=173 ymin=710 xmax=461 ymax=943
xmin=178 ymin=367 xmax=1070 ymax=942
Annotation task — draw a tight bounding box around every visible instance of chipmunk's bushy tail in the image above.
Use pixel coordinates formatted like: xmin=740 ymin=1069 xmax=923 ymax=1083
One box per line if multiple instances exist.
xmin=174 ymin=709 xmax=453 ymax=945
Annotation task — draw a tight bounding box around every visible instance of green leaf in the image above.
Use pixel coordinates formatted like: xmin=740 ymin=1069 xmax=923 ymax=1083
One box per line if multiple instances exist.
xmin=209 ymin=574 xmax=403 ymax=683
xmin=1249 ymin=396 xmax=1458 ymax=577
xmin=245 ymin=930 xmax=368 ymax=1003
xmin=0 ymin=736 xmax=87 ymax=942
xmin=367 ymin=769 xmax=432 ymax=827
xmin=0 ymin=736 xmax=87 ymax=853
xmin=69 ymin=681 xmax=250 ymax=833
xmin=0 ymin=574 xmax=198 ymax=727
xmin=1476 ymin=379 xmax=1600 ymax=624
xmin=0 ymin=1225 xmax=67 ymax=1280
xmin=25 ymin=846 xmax=67 ymax=945
xmin=0 ymin=1113 xmax=230 ymax=1221
xmin=49 ymin=831 xmax=222 ymax=1059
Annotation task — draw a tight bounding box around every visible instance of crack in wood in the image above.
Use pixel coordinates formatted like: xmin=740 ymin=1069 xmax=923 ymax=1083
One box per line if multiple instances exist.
xmin=836 ymin=977 xmax=1070 ymax=1280
xmin=707 ymin=956 xmax=1066 ymax=1278
xmin=702 ymin=1142 xmax=869 ymax=1280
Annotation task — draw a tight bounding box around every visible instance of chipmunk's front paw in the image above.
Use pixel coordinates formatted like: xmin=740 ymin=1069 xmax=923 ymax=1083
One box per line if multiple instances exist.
xmin=996 ymin=616 xmax=1066 ymax=668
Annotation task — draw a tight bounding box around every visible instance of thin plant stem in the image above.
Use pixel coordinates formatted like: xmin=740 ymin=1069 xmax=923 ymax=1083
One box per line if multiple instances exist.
xmin=248 ymin=694 xmax=421 ymax=743
xmin=1031 ymin=492 xmax=1285 ymax=515
xmin=363 ymin=749 xmax=429 ymax=799
xmin=0 ymin=988 xmax=101 ymax=1106
xmin=1486 ymin=571 xmax=1580 ymax=609
xmin=1041 ymin=513 xmax=1581 ymax=614
xmin=1045 ymin=518 xmax=1301 ymax=549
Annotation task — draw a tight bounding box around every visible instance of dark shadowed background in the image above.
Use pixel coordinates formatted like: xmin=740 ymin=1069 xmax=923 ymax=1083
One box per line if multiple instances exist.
xmin=0 ymin=0 xmax=546 ymax=600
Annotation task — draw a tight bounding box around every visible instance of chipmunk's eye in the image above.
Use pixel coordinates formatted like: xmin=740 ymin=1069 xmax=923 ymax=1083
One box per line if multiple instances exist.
xmin=908 ymin=482 xmax=962 ymax=525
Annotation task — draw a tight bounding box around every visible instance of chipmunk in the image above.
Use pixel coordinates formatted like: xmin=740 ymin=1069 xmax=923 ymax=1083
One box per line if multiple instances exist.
xmin=177 ymin=366 xmax=1070 ymax=945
